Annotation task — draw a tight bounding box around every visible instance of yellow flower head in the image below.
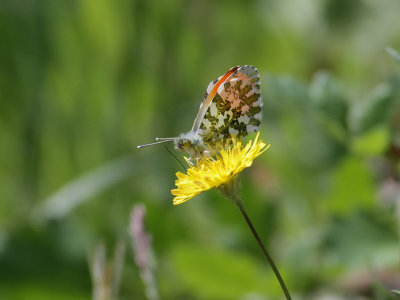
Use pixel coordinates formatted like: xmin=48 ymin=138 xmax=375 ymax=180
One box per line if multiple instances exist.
xmin=171 ymin=132 xmax=269 ymax=205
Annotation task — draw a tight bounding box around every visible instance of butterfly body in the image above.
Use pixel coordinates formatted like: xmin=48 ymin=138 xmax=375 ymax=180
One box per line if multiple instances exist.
xmin=139 ymin=65 xmax=262 ymax=159
xmin=174 ymin=131 xmax=209 ymax=158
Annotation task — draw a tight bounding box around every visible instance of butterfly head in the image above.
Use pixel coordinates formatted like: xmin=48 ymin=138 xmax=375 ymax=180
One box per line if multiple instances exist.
xmin=138 ymin=131 xmax=207 ymax=158
xmin=174 ymin=131 xmax=207 ymax=158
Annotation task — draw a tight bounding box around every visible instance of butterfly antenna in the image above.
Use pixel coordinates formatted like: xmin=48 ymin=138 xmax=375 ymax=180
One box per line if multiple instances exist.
xmin=156 ymin=137 xmax=179 ymax=141
xmin=164 ymin=145 xmax=187 ymax=172
xmin=137 ymin=139 xmax=172 ymax=149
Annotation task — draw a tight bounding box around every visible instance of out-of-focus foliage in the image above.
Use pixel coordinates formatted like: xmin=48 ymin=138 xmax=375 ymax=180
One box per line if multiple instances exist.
xmin=1 ymin=0 xmax=400 ymax=299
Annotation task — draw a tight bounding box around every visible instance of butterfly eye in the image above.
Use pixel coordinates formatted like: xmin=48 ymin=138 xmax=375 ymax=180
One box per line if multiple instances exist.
xmin=176 ymin=139 xmax=188 ymax=150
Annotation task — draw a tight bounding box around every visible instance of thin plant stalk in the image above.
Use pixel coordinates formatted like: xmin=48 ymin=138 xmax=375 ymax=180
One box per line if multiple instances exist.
xmin=220 ymin=178 xmax=292 ymax=300
xmin=130 ymin=204 xmax=160 ymax=300
xmin=235 ymin=199 xmax=292 ymax=300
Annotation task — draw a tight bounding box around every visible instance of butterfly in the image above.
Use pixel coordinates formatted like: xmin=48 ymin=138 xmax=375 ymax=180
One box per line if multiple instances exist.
xmin=138 ymin=65 xmax=262 ymax=160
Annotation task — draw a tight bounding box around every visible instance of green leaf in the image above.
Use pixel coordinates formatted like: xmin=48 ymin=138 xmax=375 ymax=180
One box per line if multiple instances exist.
xmin=326 ymin=157 xmax=374 ymax=215
xmin=33 ymin=155 xmax=136 ymax=221
xmin=324 ymin=212 xmax=398 ymax=268
xmin=0 ymin=283 xmax=89 ymax=300
xmin=351 ymin=125 xmax=390 ymax=156
xmin=350 ymin=83 xmax=394 ymax=133
xmin=310 ymin=71 xmax=348 ymax=126
xmin=386 ymin=47 xmax=400 ymax=65
xmin=169 ymin=244 xmax=279 ymax=299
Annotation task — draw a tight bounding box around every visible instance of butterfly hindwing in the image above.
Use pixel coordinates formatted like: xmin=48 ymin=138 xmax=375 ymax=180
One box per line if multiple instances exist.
xmin=197 ymin=65 xmax=262 ymax=153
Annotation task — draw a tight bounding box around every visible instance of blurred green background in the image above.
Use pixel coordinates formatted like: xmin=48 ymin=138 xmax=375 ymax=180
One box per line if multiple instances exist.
xmin=1 ymin=0 xmax=400 ymax=299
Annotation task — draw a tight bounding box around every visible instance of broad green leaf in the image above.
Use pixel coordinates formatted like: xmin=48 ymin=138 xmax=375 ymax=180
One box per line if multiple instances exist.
xmin=350 ymin=84 xmax=394 ymax=133
xmin=351 ymin=125 xmax=391 ymax=156
xmin=326 ymin=157 xmax=374 ymax=215
xmin=310 ymin=71 xmax=348 ymax=126
xmin=324 ymin=212 xmax=398 ymax=268
xmin=169 ymin=244 xmax=280 ymax=299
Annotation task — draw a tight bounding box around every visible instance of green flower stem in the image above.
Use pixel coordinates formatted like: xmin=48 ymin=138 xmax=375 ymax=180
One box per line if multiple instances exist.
xmin=220 ymin=177 xmax=292 ymax=300
xmin=234 ymin=199 xmax=292 ymax=300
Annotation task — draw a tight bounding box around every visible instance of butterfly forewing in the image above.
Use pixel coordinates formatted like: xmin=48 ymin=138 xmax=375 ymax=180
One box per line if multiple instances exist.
xmin=196 ymin=65 xmax=262 ymax=153
xmin=191 ymin=66 xmax=240 ymax=132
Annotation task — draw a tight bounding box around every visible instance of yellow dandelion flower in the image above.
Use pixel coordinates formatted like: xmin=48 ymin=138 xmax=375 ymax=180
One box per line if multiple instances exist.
xmin=171 ymin=132 xmax=269 ymax=205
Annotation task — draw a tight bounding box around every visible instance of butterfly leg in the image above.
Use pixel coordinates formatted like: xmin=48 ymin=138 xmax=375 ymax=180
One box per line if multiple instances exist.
xmin=202 ymin=150 xmax=215 ymax=162
xmin=196 ymin=156 xmax=201 ymax=167
xmin=190 ymin=156 xmax=201 ymax=168
xmin=187 ymin=157 xmax=196 ymax=166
